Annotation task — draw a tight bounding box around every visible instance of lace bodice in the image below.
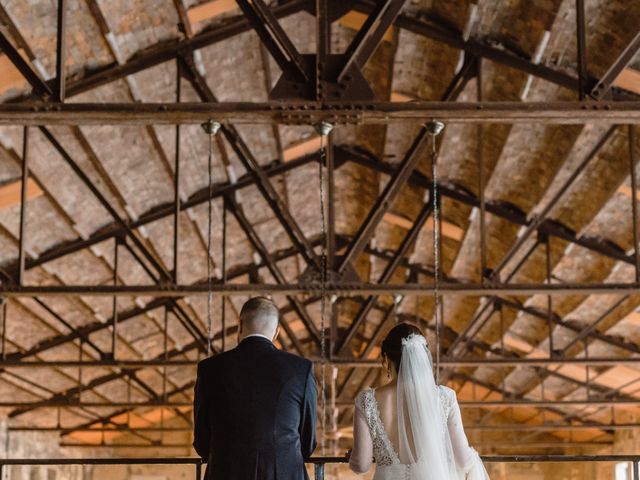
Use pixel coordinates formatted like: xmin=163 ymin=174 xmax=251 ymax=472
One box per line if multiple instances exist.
xmin=354 ymin=386 xmax=455 ymax=467
xmin=354 ymin=387 xmax=400 ymax=466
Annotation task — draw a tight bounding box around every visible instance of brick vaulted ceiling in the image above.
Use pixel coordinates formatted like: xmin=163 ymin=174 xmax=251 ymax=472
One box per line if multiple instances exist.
xmin=0 ymin=0 xmax=639 ymax=456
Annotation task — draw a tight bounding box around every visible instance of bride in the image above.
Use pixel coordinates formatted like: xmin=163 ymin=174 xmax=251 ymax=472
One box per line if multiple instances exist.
xmin=349 ymin=323 xmax=489 ymax=479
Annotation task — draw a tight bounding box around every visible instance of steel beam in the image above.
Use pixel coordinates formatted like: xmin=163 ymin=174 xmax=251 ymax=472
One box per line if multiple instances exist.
xmin=57 ymin=441 xmax=613 ymax=449
xmin=16 ymin=127 xmax=29 ymax=285
xmin=464 ymin=422 xmax=640 ymax=432
xmin=54 ymin=0 xmax=67 ymax=102
xmin=4 ymin=282 xmax=640 ymax=297
xmin=448 ymin=126 xmax=619 ymax=355
xmin=7 ymin=0 xmax=620 ymax=108
xmin=236 ymin=0 xmax=308 ymax=81
xmin=7 ymin=398 xmax=633 ymax=409
xmin=338 ymin=127 xmax=432 ymax=273
xmin=38 ymin=127 xmax=171 ymax=281
xmin=8 ymin=347 xmax=199 ymax=418
xmin=21 ymin=151 xmax=319 ymax=275
xmin=337 ymin=0 xmax=406 ymax=82
xmin=225 ymin=195 xmax=319 ymax=349
xmin=39 ymin=0 xmax=310 ymax=99
xmin=335 ymin=200 xmax=433 ymax=353
xmin=490 ymin=125 xmax=617 ymax=278
xmin=180 ymin=57 xmax=321 ymax=269
xmin=315 ymin=0 xmax=330 ymax=102
xmin=11 ymin=426 xmax=192 ymax=433
xmin=499 ymin=296 xmax=640 ymax=356
xmin=353 ymin=1 xmax=595 ymax=96
xmin=0 ymin=356 xmax=636 ymax=368
xmin=591 ymin=34 xmax=640 ymax=99
xmin=575 ymin=0 xmax=587 ymax=100
xmin=13 ymin=144 xmax=625 ymax=288
xmin=0 ymin=245 xmax=284 ymax=370
xmin=0 ymin=29 xmax=51 ymax=98
xmin=342 ymin=145 xmax=636 ymax=266
xmin=0 ymin=456 xmax=639 ymax=466
xmin=1 ymin=101 xmax=639 ymax=125
xmin=335 ymin=399 xmax=640 ymax=408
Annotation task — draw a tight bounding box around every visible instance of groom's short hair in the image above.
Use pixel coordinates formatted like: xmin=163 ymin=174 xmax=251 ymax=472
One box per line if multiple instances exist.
xmin=240 ymin=296 xmax=279 ymax=336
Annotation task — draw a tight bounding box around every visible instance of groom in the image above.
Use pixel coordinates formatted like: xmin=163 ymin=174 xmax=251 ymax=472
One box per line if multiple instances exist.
xmin=193 ymin=297 xmax=318 ymax=479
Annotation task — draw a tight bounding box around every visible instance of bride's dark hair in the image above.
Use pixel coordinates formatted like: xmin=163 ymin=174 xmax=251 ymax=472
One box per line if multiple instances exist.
xmin=381 ymin=322 xmax=424 ymax=372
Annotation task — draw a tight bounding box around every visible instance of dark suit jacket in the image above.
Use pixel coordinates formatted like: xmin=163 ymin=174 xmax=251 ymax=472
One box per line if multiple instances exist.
xmin=193 ymin=336 xmax=317 ymax=480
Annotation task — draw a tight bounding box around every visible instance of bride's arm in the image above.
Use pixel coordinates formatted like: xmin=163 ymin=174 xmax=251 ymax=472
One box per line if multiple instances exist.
xmin=446 ymin=390 xmax=490 ymax=479
xmin=349 ymin=397 xmax=373 ymax=474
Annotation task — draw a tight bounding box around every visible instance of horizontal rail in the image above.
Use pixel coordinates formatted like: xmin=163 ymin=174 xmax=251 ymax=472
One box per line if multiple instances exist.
xmin=5 ymin=282 xmax=640 ymax=297
xmin=12 ymin=422 xmax=640 ymax=433
xmin=2 ymin=455 xmax=636 ymax=480
xmin=0 ymin=101 xmax=639 ymax=125
xmin=58 ymin=441 xmax=613 ymax=449
xmin=0 ymin=455 xmax=637 ymax=465
xmin=5 ymin=399 xmax=640 ymax=409
xmin=0 ymin=356 xmax=637 ymax=368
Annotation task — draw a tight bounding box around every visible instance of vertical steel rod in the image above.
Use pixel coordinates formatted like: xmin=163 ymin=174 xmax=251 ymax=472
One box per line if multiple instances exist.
xmin=0 ymin=300 xmax=6 ymax=360
xmin=111 ymin=237 xmax=119 ymax=359
xmin=54 ymin=0 xmax=67 ymax=102
xmin=173 ymin=58 xmax=182 ymax=283
xmin=477 ymin=58 xmax=488 ymax=281
xmin=430 ymin=127 xmax=443 ymax=384
xmin=500 ymin=303 xmax=506 ymax=394
xmin=499 ymin=302 xmax=505 ymax=356
xmin=326 ymin=131 xmax=335 ymax=271
xmin=630 ymin=125 xmax=640 ymax=282
xmin=162 ymin=307 xmax=169 ymax=400
xmin=221 ymin=197 xmax=227 ymax=352
xmin=315 ymin=0 xmax=329 ymax=102
xmin=17 ymin=126 xmax=29 ymax=286
xmin=77 ymin=338 xmax=83 ymax=401
xmin=584 ymin=338 xmax=590 ymax=400
xmin=575 ymin=0 xmax=587 ymax=100
xmin=437 ymin=188 xmax=445 ymax=383
xmin=314 ymin=463 xmax=324 ymax=480
xmin=545 ymin=235 xmax=554 ymax=355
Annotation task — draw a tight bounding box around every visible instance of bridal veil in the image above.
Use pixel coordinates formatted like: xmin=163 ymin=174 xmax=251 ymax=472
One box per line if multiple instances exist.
xmin=396 ymin=334 xmax=489 ymax=480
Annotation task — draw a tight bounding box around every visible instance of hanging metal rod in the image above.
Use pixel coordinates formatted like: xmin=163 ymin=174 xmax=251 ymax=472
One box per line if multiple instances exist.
xmin=4 ymin=282 xmax=640 ymax=297
xmin=0 ymin=101 xmax=639 ymax=125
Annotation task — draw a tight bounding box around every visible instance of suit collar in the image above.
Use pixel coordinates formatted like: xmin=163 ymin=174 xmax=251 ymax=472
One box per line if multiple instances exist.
xmin=238 ymin=335 xmax=275 ymax=348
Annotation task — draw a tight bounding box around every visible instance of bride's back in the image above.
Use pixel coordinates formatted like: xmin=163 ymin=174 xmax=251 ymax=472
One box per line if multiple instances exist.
xmin=348 ymin=323 xmax=490 ymax=479
xmin=374 ymin=382 xmax=415 ymax=464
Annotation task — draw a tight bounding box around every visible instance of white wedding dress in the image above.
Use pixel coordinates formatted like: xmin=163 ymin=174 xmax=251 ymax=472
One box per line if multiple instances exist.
xmin=349 ymin=335 xmax=489 ymax=480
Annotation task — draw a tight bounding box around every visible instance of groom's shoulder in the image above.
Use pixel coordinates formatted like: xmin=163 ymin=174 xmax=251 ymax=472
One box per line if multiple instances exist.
xmin=196 ymin=349 xmax=233 ymax=372
xmin=274 ymin=349 xmax=312 ymax=372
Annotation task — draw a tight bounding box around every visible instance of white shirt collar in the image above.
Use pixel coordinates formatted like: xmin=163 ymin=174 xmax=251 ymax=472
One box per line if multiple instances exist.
xmin=243 ymin=333 xmax=272 ymax=342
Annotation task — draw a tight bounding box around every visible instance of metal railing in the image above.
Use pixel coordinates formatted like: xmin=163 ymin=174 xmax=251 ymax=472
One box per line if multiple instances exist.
xmin=0 ymin=455 xmax=638 ymax=479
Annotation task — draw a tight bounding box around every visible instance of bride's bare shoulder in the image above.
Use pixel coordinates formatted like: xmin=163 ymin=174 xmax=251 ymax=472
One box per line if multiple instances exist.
xmin=376 ymin=382 xmax=395 ymax=394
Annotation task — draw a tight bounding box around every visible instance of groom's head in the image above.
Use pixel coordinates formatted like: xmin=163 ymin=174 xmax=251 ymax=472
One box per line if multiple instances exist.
xmin=238 ymin=296 xmax=280 ymax=342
